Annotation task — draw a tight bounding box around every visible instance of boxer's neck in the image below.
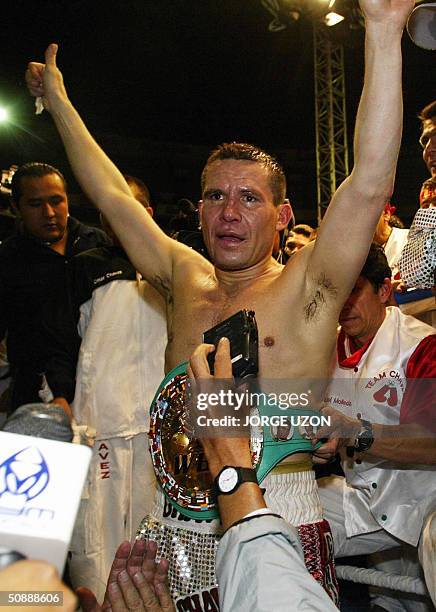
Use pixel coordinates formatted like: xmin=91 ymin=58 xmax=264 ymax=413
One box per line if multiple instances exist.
xmin=214 ymin=257 xmax=281 ymax=292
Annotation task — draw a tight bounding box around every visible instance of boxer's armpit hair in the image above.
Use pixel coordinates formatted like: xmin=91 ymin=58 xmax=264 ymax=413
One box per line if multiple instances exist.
xmin=319 ymin=274 xmax=338 ymax=297
xmin=304 ymin=290 xmax=325 ymax=321
xmin=154 ymin=275 xmax=173 ymax=304
xmin=304 ymin=274 xmax=338 ymax=322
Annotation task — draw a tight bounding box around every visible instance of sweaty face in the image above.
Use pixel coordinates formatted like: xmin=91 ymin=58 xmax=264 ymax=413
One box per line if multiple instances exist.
xmin=339 ymin=277 xmax=386 ymax=347
xmin=199 ymin=160 xmax=284 ymax=271
xmin=16 ymin=174 xmax=68 ymax=243
xmin=420 ymin=118 xmax=436 ymax=177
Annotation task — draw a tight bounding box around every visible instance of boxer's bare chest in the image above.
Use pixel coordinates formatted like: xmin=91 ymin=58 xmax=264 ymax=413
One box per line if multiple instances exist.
xmin=164 ymin=267 xmax=329 ymax=380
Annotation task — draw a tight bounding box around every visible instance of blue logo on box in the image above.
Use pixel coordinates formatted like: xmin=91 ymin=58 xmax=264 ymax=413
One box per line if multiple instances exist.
xmin=0 ymin=447 xmax=49 ymax=502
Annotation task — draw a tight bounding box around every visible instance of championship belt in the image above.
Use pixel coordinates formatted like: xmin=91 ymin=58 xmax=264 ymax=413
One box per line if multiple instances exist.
xmin=149 ymin=362 xmax=322 ymax=521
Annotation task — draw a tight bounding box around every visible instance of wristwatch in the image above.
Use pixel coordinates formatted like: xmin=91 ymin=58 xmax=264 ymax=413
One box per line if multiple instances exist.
xmin=354 ymin=418 xmax=374 ymax=453
xmin=214 ymin=466 xmax=258 ymax=496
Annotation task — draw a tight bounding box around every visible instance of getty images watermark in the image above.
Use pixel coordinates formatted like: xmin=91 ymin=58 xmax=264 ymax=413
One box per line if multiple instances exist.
xmin=195 ymin=388 xmax=331 ymax=429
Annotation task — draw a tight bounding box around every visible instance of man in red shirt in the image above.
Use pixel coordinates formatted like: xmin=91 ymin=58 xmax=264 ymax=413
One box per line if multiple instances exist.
xmin=315 ymin=244 xmax=436 ymax=611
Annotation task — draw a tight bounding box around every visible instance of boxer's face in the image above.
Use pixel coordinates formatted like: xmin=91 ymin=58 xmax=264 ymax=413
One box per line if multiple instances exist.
xmin=199 ymin=159 xmax=289 ymax=271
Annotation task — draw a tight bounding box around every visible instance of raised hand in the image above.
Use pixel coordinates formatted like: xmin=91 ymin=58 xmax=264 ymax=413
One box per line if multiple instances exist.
xmin=25 ymin=44 xmax=68 ymax=112
xmin=359 ymin=0 xmax=415 ymax=29
xmin=188 ymin=338 xmax=252 ymax=479
xmin=77 ymin=540 xmax=174 ymax=612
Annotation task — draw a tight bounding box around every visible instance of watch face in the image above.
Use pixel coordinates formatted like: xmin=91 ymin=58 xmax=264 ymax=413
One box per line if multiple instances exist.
xmin=218 ymin=467 xmax=238 ymax=493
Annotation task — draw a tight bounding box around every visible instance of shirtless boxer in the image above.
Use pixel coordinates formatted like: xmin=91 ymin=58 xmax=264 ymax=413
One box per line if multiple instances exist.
xmin=26 ymin=0 xmax=414 ymax=605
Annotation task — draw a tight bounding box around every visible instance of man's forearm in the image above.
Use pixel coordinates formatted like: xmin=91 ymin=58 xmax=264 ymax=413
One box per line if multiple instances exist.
xmin=351 ymin=22 xmax=403 ymax=199
xmin=366 ymin=423 xmax=436 ymax=464
xmin=49 ymin=95 xmax=132 ymax=210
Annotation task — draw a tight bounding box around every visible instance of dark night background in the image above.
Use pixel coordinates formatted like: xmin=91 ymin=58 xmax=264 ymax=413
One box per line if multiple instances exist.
xmin=0 ymin=0 xmax=434 ymax=226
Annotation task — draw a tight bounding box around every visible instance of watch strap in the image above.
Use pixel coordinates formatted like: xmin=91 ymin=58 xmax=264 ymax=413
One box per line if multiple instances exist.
xmin=237 ymin=467 xmax=258 ymax=486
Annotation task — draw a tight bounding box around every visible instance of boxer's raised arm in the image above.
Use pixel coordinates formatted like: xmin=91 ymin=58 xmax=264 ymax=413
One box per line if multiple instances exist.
xmin=26 ymin=44 xmax=193 ymax=294
xmin=306 ymin=0 xmax=414 ymax=305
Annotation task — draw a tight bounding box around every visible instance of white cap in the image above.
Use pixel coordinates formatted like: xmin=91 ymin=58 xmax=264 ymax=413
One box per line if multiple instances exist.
xmin=407 ymin=2 xmax=436 ymax=50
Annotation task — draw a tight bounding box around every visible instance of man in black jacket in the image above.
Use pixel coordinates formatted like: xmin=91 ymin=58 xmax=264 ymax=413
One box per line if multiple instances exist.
xmin=0 ymin=162 xmax=110 ymax=414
